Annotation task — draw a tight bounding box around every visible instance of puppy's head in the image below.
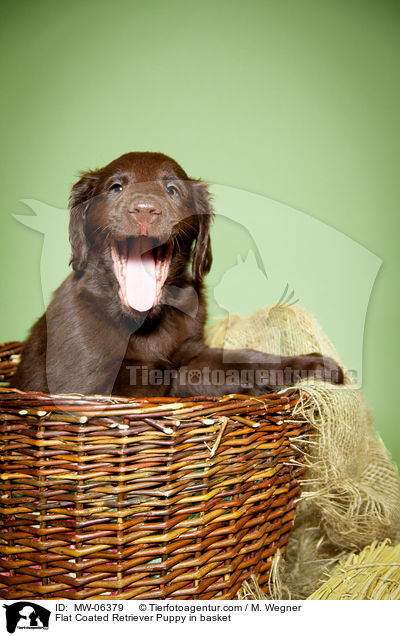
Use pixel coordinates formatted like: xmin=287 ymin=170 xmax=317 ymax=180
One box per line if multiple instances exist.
xmin=69 ymin=152 xmax=213 ymax=313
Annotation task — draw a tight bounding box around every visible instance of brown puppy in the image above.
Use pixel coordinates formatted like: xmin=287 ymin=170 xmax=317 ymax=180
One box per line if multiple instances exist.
xmin=14 ymin=152 xmax=343 ymax=396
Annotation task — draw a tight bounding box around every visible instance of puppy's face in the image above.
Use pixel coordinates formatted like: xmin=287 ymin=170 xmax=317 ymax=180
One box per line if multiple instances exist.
xmin=69 ymin=152 xmax=213 ymax=314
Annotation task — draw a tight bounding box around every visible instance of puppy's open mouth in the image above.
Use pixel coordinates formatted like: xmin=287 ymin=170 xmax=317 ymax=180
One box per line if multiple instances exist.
xmin=111 ymin=238 xmax=173 ymax=312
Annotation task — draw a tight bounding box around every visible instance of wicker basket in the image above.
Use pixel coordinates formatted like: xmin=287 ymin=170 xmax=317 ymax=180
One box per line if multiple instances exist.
xmin=0 ymin=342 xmax=310 ymax=600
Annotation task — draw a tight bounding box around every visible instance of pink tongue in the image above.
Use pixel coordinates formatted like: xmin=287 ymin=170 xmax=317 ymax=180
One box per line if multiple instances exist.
xmin=126 ymin=237 xmax=157 ymax=312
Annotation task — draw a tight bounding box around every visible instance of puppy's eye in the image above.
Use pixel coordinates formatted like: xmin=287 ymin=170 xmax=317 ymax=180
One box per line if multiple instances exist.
xmin=167 ymin=185 xmax=178 ymax=196
xmin=110 ymin=183 xmax=123 ymax=193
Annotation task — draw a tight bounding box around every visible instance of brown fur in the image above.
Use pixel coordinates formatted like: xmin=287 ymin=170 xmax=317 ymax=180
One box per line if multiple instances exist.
xmin=14 ymin=152 xmax=343 ymax=396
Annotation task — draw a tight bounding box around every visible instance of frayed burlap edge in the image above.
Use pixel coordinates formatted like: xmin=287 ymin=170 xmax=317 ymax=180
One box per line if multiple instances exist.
xmin=206 ymin=305 xmax=400 ymax=600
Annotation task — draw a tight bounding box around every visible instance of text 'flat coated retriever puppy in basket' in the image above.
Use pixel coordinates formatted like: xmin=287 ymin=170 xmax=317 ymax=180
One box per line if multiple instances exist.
xmin=14 ymin=152 xmax=343 ymax=397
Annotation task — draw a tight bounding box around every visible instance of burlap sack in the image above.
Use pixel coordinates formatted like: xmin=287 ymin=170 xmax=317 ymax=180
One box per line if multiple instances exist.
xmin=206 ymin=304 xmax=400 ymax=599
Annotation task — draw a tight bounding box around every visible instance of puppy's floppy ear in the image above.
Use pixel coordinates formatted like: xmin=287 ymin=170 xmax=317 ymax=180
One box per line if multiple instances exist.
xmin=191 ymin=180 xmax=213 ymax=283
xmin=69 ymin=170 xmax=100 ymax=272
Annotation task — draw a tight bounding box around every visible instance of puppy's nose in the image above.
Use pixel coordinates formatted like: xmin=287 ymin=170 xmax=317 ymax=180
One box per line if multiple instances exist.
xmin=131 ymin=201 xmax=161 ymax=216
xmin=129 ymin=201 xmax=162 ymax=235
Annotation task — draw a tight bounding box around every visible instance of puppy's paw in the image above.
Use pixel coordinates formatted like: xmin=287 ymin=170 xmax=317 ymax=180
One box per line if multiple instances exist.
xmin=300 ymin=353 xmax=344 ymax=385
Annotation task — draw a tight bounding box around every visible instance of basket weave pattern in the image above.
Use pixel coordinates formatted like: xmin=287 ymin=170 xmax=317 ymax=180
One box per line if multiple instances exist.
xmin=0 ymin=342 xmax=310 ymax=600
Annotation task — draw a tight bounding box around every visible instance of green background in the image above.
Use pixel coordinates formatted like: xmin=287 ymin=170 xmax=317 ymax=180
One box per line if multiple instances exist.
xmin=1 ymin=0 xmax=399 ymax=464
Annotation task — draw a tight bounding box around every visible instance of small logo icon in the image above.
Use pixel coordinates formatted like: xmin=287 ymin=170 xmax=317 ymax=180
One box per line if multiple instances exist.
xmin=3 ymin=602 xmax=51 ymax=634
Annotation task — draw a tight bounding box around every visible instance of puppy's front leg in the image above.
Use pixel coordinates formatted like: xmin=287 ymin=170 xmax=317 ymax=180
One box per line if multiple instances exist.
xmin=14 ymin=280 xmax=132 ymax=396
xmin=170 ymin=345 xmax=343 ymax=397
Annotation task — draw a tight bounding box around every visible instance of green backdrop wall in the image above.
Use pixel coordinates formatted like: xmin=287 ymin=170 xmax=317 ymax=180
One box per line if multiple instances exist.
xmin=1 ymin=0 xmax=399 ymax=465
